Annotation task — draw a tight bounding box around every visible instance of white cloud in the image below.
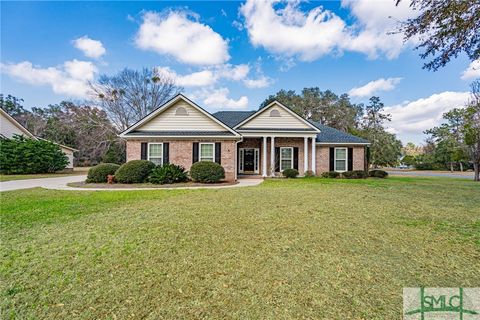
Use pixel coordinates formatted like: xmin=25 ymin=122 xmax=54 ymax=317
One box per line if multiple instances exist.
xmin=72 ymin=36 xmax=106 ymax=59
xmin=215 ymin=64 xmax=250 ymax=81
xmin=0 ymin=59 xmax=97 ymax=97
xmin=385 ymin=91 xmax=470 ymax=135
xmin=135 ymin=11 xmax=230 ymax=65
xmin=460 ymin=59 xmax=480 ymax=80
xmin=349 ymin=77 xmax=402 ymax=97
xmin=239 ymin=0 xmax=417 ymax=63
xmin=192 ymin=87 xmax=249 ymax=110
xmin=243 ymin=76 xmax=272 ymax=88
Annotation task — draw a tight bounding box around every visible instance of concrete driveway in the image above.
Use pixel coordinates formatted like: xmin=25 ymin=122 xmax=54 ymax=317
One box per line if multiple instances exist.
xmin=386 ymin=170 xmax=475 ymax=179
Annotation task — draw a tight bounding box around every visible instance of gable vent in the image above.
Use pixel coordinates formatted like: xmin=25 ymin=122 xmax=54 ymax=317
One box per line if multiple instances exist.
xmin=175 ymin=107 xmax=188 ymax=116
xmin=269 ymin=109 xmax=281 ymax=117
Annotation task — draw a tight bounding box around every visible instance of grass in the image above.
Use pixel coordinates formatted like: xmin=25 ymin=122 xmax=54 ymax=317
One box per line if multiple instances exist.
xmin=0 ymin=168 xmax=88 ymax=182
xmin=1 ymin=177 xmax=479 ymax=319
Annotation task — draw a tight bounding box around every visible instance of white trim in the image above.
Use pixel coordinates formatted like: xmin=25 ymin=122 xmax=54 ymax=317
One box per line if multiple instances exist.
xmin=148 ymin=142 xmax=163 ymax=166
xmin=270 ymin=136 xmax=275 ymax=177
xmin=239 ymin=148 xmax=260 ymax=174
xmin=239 ymin=131 xmax=317 ymax=138
xmin=316 ymin=142 xmax=370 ymax=146
xmin=233 ymin=101 xmax=320 ymax=132
xmin=119 ymin=94 xmax=241 ymax=137
xmin=279 ymin=147 xmax=294 ymax=172
xmin=0 ymin=108 xmax=36 ymax=139
xmin=304 ymin=137 xmax=308 ymax=173
xmin=262 ymin=136 xmax=267 ymax=177
xmin=199 ymin=142 xmax=215 ymax=162
xmin=122 ymin=135 xmax=240 ymax=140
xmin=334 ymin=147 xmax=348 ymax=172
xmin=311 ymin=139 xmax=316 ymax=174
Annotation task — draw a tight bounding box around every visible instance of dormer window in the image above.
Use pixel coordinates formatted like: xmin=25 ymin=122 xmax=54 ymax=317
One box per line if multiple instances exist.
xmin=175 ymin=107 xmax=188 ymax=116
xmin=269 ymin=109 xmax=281 ymax=117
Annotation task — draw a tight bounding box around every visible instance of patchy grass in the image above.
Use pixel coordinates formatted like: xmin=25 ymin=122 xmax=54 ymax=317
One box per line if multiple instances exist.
xmin=1 ymin=177 xmax=479 ymax=319
xmin=0 ymin=168 xmax=87 ymax=182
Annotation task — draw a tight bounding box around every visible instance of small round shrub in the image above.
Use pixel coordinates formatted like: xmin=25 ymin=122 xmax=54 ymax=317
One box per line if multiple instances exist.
xmin=342 ymin=170 xmax=367 ymax=179
xmin=190 ymin=161 xmax=225 ymax=183
xmin=115 ymin=160 xmax=156 ymax=184
xmin=86 ymin=163 xmax=120 ymax=183
xmin=282 ymin=168 xmax=299 ymax=178
xmin=149 ymin=163 xmax=188 ymax=184
xmin=321 ymin=171 xmax=341 ymax=178
xmin=304 ymin=170 xmax=315 ymax=177
xmin=369 ymin=169 xmax=388 ymax=178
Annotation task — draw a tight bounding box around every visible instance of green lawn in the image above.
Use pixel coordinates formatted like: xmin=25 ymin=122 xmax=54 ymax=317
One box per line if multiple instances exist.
xmin=0 ymin=169 xmax=87 ymax=182
xmin=1 ymin=177 xmax=479 ymax=319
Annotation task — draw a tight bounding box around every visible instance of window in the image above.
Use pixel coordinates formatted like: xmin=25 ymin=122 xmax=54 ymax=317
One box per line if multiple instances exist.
xmin=270 ymin=109 xmax=281 ymax=117
xmin=280 ymin=147 xmax=293 ymax=171
xmin=148 ymin=143 xmax=163 ymax=166
xmin=175 ymin=106 xmax=188 ymax=116
xmin=334 ymin=147 xmax=347 ymax=172
xmin=200 ymin=143 xmax=215 ymax=162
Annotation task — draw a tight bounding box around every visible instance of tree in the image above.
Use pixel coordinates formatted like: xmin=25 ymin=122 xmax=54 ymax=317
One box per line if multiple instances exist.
xmin=396 ymin=0 xmax=480 ymax=71
xmin=90 ymin=68 xmax=182 ymax=131
xmin=359 ymin=97 xmax=402 ymax=167
xmin=464 ymin=80 xmax=480 ymax=181
xmin=259 ymin=88 xmax=362 ymax=132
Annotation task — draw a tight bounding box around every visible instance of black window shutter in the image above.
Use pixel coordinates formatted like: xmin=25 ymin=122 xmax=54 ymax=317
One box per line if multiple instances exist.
xmin=192 ymin=142 xmax=199 ymax=163
xmin=329 ymin=147 xmax=334 ymax=171
xmin=275 ymin=147 xmax=280 ymax=172
xmin=293 ymin=147 xmax=299 ymax=170
xmin=348 ymin=147 xmax=353 ymax=171
xmin=163 ymin=143 xmax=169 ymax=164
xmin=141 ymin=142 xmax=148 ymax=160
xmin=215 ymin=142 xmax=221 ymax=164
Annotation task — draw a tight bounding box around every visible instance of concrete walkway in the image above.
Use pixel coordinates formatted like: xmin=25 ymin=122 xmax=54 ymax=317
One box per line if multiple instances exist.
xmin=0 ymin=175 xmax=263 ymax=192
xmin=386 ymin=170 xmax=475 ymax=179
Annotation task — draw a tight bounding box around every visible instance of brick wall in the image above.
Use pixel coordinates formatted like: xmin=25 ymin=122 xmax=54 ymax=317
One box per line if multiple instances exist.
xmin=126 ymin=139 xmax=237 ymax=182
xmin=316 ymin=145 xmax=366 ymax=173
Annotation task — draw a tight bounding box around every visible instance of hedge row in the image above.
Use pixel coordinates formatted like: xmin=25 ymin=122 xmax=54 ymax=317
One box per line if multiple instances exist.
xmin=321 ymin=170 xmax=388 ymax=179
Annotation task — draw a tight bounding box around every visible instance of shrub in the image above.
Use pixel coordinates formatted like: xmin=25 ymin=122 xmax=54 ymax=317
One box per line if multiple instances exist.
xmin=190 ymin=161 xmax=225 ymax=183
xmin=115 ymin=160 xmax=155 ymax=183
xmin=321 ymin=171 xmax=341 ymax=178
xmin=282 ymin=168 xmax=299 ymax=178
xmin=414 ymin=163 xmax=444 ymax=170
xmin=342 ymin=170 xmax=368 ymax=179
xmin=0 ymin=135 xmax=68 ymax=174
xmin=86 ymin=163 xmax=120 ymax=183
xmin=149 ymin=163 xmax=188 ymax=184
xmin=304 ymin=170 xmax=315 ymax=177
xmin=369 ymin=169 xmax=389 ymax=178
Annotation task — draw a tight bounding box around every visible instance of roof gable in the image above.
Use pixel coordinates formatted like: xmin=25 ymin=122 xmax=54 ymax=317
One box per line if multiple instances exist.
xmin=0 ymin=108 xmax=36 ymax=139
xmin=120 ymin=95 xmax=240 ymax=137
xmin=235 ymin=101 xmax=319 ymax=132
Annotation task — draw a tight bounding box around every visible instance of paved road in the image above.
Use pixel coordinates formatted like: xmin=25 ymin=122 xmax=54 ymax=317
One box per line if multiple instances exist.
xmin=0 ymin=175 xmax=263 ymax=192
xmin=386 ymin=170 xmax=475 ymax=179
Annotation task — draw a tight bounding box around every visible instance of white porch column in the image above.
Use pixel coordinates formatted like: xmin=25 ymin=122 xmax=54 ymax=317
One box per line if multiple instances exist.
xmin=262 ymin=136 xmax=267 ymax=177
xmin=304 ymin=136 xmax=309 ymax=174
xmin=270 ymin=136 xmax=275 ymax=176
xmin=311 ymin=137 xmax=316 ymax=174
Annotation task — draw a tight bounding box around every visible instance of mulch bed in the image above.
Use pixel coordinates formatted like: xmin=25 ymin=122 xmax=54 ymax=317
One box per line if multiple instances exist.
xmin=68 ymin=180 xmax=238 ymax=189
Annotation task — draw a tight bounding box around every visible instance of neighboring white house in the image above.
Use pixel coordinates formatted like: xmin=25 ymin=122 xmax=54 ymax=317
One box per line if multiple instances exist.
xmin=0 ymin=108 xmax=77 ymax=170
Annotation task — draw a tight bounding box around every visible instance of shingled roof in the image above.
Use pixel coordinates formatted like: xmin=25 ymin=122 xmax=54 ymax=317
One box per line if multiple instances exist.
xmin=212 ymin=111 xmax=256 ymax=128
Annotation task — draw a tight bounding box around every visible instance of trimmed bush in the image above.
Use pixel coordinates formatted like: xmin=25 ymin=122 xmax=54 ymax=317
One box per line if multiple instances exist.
xmin=86 ymin=163 xmax=120 ymax=183
xmin=304 ymin=170 xmax=315 ymax=177
xmin=282 ymin=168 xmax=299 ymax=178
xmin=149 ymin=163 xmax=188 ymax=184
xmin=115 ymin=160 xmax=155 ymax=184
xmin=190 ymin=161 xmax=225 ymax=183
xmin=0 ymin=135 xmax=68 ymax=174
xmin=321 ymin=171 xmax=341 ymax=178
xmin=369 ymin=169 xmax=389 ymax=178
xmin=342 ymin=170 xmax=367 ymax=179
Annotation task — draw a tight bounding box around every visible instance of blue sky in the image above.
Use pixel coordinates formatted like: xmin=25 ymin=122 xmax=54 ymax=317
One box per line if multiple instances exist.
xmin=1 ymin=1 xmax=478 ymax=144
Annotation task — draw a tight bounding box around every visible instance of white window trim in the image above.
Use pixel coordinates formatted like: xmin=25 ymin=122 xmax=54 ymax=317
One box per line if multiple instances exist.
xmin=199 ymin=142 xmax=215 ymax=162
xmin=148 ymin=142 xmax=163 ymax=166
xmin=280 ymin=147 xmax=294 ymax=172
xmin=334 ymin=147 xmax=348 ymax=172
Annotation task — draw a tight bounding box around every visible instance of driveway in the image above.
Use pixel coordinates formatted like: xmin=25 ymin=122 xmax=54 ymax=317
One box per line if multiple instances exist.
xmin=0 ymin=175 xmax=263 ymax=192
xmin=386 ymin=170 xmax=475 ymax=179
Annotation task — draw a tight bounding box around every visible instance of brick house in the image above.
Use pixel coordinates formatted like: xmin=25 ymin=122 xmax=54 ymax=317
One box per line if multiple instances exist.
xmin=120 ymin=94 xmax=370 ymax=182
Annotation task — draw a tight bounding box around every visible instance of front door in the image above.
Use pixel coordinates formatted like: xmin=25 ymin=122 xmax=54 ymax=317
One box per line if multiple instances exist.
xmin=239 ymin=148 xmax=259 ymax=174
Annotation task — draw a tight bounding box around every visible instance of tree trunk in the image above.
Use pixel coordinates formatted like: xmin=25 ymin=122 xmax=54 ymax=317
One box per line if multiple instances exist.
xmin=474 ymin=163 xmax=479 ymax=182
xmin=450 ymin=162 xmax=453 ymax=172
xmin=459 ymin=162 xmax=463 ymax=172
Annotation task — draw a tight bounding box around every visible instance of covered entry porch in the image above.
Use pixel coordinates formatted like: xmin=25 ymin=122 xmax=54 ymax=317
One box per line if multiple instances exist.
xmin=237 ymin=133 xmax=318 ymax=177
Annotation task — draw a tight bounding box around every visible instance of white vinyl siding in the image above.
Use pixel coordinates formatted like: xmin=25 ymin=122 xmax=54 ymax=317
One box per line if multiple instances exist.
xmin=280 ymin=147 xmax=293 ymax=171
xmin=200 ymin=143 xmax=215 ymax=162
xmin=136 ymin=101 xmax=226 ymax=132
xmin=148 ymin=143 xmax=163 ymax=166
xmin=334 ymin=147 xmax=347 ymax=172
xmin=239 ymin=103 xmax=311 ymax=130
